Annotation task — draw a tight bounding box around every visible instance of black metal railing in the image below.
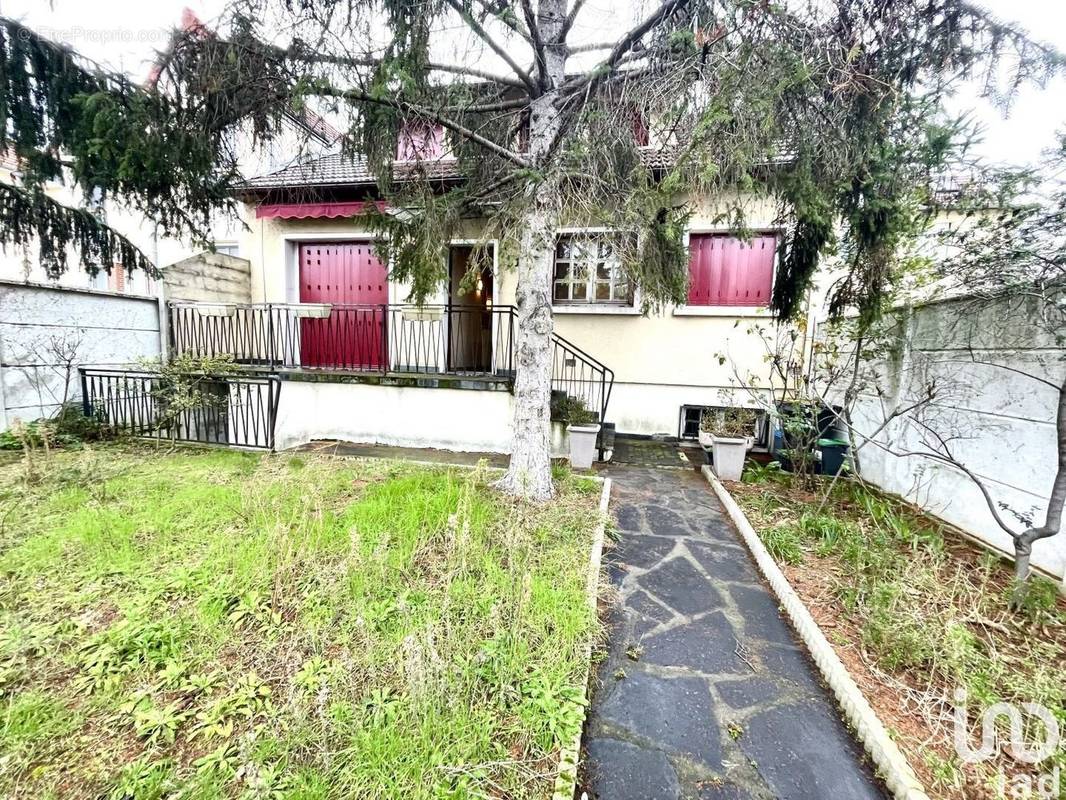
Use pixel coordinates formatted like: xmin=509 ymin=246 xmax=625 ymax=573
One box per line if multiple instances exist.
xmin=80 ymin=368 xmax=280 ymax=449
xmin=170 ymin=303 xmax=515 ymax=378
xmin=168 ymin=301 xmax=612 ymax=424
xmin=551 ymin=332 xmax=615 ymax=426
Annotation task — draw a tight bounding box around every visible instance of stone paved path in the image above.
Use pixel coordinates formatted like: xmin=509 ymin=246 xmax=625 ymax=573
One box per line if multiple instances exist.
xmin=580 ymin=465 xmax=886 ymax=800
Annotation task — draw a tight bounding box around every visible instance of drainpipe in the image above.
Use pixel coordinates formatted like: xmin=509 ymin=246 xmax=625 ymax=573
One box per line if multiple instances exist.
xmin=0 ymin=324 xmax=8 ymax=432
xmin=154 ymin=226 xmax=170 ymax=362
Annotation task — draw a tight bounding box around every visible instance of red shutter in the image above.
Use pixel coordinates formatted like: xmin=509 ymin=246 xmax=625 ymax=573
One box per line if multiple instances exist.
xmin=298 ymin=242 xmax=387 ymax=369
xmin=687 ymin=234 xmax=776 ymax=306
xmin=632 ymin=110 xmax=649 ymax=147
xmin=397 ymin=122 xmax=445 ymax=160
xmin=108 ymin=263 xmax=125 ymax=293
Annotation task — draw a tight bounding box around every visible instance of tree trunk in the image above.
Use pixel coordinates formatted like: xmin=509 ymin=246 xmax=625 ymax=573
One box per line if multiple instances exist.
xmin=495 ymin=0 xmax=568 ymax=500
xmin=495 ymin=192 xmax=559 ymax=500
xmin=1012 ymin=370 xmax=1066 ymax=597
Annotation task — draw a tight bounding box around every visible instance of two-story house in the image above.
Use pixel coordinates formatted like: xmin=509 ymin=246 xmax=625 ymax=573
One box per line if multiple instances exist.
xmin=160 ymin=111 xmax=807 ymax=456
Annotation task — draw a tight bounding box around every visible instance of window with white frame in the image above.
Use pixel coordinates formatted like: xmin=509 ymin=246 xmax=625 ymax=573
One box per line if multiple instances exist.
xmin=553 ymin=233 xmax=631 ymax=305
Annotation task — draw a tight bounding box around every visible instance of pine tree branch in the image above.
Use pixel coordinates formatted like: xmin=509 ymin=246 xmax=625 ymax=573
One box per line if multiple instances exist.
xmin=442 ymin=0 xmax=538 ymax=95
xmin=313 ymin=86 xmax=530 ymax=168
xmin=566 ymin=0 xmax=691 ymax=93
xmin=0 ymin=182 xmax=157 ymax=278
xmin=519 ymin=0 xmax=547 ymax=90
xmin=266 ymin=47 xmax=529 ymax=91
xmin=474 ymin=0 xmax=535 ymax=44
xmin=443 ymin=98 xmax=531 ymax=113
xmin=567 ymin=42 xmax=617 ymax=54
xmin=558 ymin=0 xmax=587 ymax=43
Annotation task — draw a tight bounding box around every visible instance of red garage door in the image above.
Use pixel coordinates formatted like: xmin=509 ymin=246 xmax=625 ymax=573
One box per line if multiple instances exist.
xmin=298 ymin=242 xmax=388 ymax=369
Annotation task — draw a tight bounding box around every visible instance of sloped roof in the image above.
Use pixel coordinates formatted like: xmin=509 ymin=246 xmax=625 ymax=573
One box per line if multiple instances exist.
xmin=243 ymin=147 xmax=679 ymax=191
xmin=244 ymin=152 xmax=377 ymax=189
xmin=286 ymin=108 xmax=344 ymax=145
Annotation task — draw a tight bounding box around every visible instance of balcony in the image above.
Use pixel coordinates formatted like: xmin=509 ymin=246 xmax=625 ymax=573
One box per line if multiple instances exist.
xmin=168 ymin=302 xmax=614 ymax=424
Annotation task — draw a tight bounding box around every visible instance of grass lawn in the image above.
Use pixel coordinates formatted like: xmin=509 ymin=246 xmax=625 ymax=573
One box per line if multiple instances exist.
xmin=730 ymin=464 xmax=1065 ymax=800
xmin=0 ymin=445 xmax=603 ymax=800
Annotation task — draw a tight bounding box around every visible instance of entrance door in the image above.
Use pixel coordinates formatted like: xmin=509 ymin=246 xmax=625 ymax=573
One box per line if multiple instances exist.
xmin=298 ymin=242 xmax=387 ymax=369
xmin=447 ymin=246 xmax=494 ymax=373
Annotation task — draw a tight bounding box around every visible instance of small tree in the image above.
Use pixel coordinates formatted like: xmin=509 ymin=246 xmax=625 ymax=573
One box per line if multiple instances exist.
xmin=1 ymin=5 xmax=1061 ymax=497
xmin=806 ymin=149 xmax=1066 ymax=599
xmin=924 ymin=149 xmax=1066 ymax=595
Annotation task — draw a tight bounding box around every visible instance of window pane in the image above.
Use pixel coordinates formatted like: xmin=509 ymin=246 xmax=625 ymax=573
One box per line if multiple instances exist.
xmin=572 ymin=282 xmax=587 ymax=300
xmin=554 ymin=259 xmax=571 ymax=280
xmin=596 ymin=262 xmax=611 ymax=280
xmin=571 ymin=261 xmax=588 ymax=280
xmin=554 ymin=282 xmax=569 ymax=301
xmin=598 ymin=240 xmax=614 ymax=259
xmin=595 ymin=282 xmax=611 ymax=300
xmin=556 ymin=239 xmax=571 ymax=259
xmin=614 ymin=280 xmax=630 ymax=301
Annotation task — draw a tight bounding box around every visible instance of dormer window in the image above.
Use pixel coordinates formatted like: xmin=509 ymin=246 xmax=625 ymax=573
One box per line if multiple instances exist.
xmin=396 ymin=120 xmax=445 ymax=161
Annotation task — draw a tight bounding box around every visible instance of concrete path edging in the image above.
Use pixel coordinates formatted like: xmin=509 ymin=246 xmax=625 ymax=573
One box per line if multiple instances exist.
xmin=701 ymin=466 xmax=930 ymax=800
xmin=553 ymin=477 xmax=612 ymax=800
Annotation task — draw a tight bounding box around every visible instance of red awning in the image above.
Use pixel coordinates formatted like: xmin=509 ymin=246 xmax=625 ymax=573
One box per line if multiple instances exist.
xmin=255 ymin=201 xmax=387 ymax=220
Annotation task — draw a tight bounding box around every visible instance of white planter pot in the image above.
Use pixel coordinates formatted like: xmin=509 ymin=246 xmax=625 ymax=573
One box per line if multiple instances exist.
xmin=697 ymin=430 xmax=715 ymax=448
xmin=567 ymin=423 xmax=601 ymax=470
xmin=550 ymin=421 xmax=569 ymax=458
xmin=292 ymin=303 xmax=333 ymax=319
xmin=712 ymin=436 xmax=747 ymax=481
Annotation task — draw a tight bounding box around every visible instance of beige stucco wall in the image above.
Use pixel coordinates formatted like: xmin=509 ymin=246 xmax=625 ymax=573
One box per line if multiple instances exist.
xmin=164 ymin=252 xmax=253 ymax=304
xmin=241 ymin=193 xmax=809 ymax=435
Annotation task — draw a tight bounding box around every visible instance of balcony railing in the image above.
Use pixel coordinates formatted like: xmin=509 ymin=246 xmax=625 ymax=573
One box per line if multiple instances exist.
xmin=169 ymin=302 xmax=614 ymax=425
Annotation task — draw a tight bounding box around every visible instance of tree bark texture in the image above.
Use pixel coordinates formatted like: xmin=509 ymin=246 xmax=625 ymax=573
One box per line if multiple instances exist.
xmin=1013 ymin=369 xmax=1066 ymax=589
xmin=496 ymin=0 xmax=568 ymax=500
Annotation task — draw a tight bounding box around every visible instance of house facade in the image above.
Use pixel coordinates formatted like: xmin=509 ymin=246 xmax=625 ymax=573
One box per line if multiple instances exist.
xmin=158 ymin=126 xmax=810 ymax=456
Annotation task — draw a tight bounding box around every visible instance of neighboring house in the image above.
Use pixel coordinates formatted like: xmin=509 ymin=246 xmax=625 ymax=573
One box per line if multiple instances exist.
xmin=161 ymin=117 xmax=808 ymax=455
xmin=0 ymin=6 xmax=342 ymax=297
xmin=0 ymin=107 xmax=340 ymax=299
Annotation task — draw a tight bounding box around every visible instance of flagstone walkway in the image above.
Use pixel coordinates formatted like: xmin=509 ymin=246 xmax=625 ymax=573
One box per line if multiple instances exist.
xmin=580 ymin=465 xmax=886 ymax=800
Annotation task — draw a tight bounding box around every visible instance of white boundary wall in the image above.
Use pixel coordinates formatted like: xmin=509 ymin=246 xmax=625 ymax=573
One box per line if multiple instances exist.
xmin=0 ymin=281 xmax=161 ymax=429
xmin=844 ymin=294 xmax=1064 ymax=581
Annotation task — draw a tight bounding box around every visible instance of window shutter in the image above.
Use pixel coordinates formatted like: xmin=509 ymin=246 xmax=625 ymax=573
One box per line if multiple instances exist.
xmin=687 ymin=234 xmax=776 ymax=306
xmin=397 ymin=122 xmax=445 ymax=160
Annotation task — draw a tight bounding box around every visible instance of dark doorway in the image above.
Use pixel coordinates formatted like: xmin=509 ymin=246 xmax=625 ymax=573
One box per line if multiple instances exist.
xmin=447 ymin=245 xmax=494 ymax=373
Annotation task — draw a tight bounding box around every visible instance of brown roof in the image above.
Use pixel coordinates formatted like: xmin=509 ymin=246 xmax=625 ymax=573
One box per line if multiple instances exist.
xmin=243 ymin=147 xmax=679 ymax=191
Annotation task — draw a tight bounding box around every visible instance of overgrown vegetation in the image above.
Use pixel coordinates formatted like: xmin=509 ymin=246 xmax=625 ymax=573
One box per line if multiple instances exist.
xmin=732 ymin=465 xmax=1065 ymax=799
xmin=0 ymin=445 xmax=602 ymax=799
xmin=0 ymin=407 xmax=113 ymax=452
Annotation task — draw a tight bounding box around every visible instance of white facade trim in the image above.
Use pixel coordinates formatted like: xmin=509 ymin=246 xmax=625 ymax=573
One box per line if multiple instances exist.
xmin=553 ymin=304 xmax=642 ymax=316
xmin=673 ymin=306 xmax=771 ymax=317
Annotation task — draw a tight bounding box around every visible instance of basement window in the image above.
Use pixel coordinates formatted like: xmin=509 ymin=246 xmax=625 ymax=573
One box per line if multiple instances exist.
xmin=679 ymin=404 xmax=771 ymax=447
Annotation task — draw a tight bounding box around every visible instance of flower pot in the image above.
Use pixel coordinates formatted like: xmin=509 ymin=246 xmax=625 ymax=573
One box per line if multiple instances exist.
xmin=292 ymin=303 xmax=333 ymax=319
xmin=697 ymin=430 xmax=715 ymax=449
xmin=567 ymin=423 xmax=601 ymax=470
xmin=711 ymin=436 xmax=747 ymax=481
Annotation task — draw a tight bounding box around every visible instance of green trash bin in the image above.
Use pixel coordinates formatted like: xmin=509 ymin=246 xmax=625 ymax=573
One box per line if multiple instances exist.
xmin=817 ymin=438 xmax=849 ymax=476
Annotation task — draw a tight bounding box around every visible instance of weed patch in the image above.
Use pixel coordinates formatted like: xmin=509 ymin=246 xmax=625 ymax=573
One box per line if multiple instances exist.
xmin=731 ymin=477 xmax=1066 ymax=800
xmin=0 ymin=444 xmax=601 ymax=799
